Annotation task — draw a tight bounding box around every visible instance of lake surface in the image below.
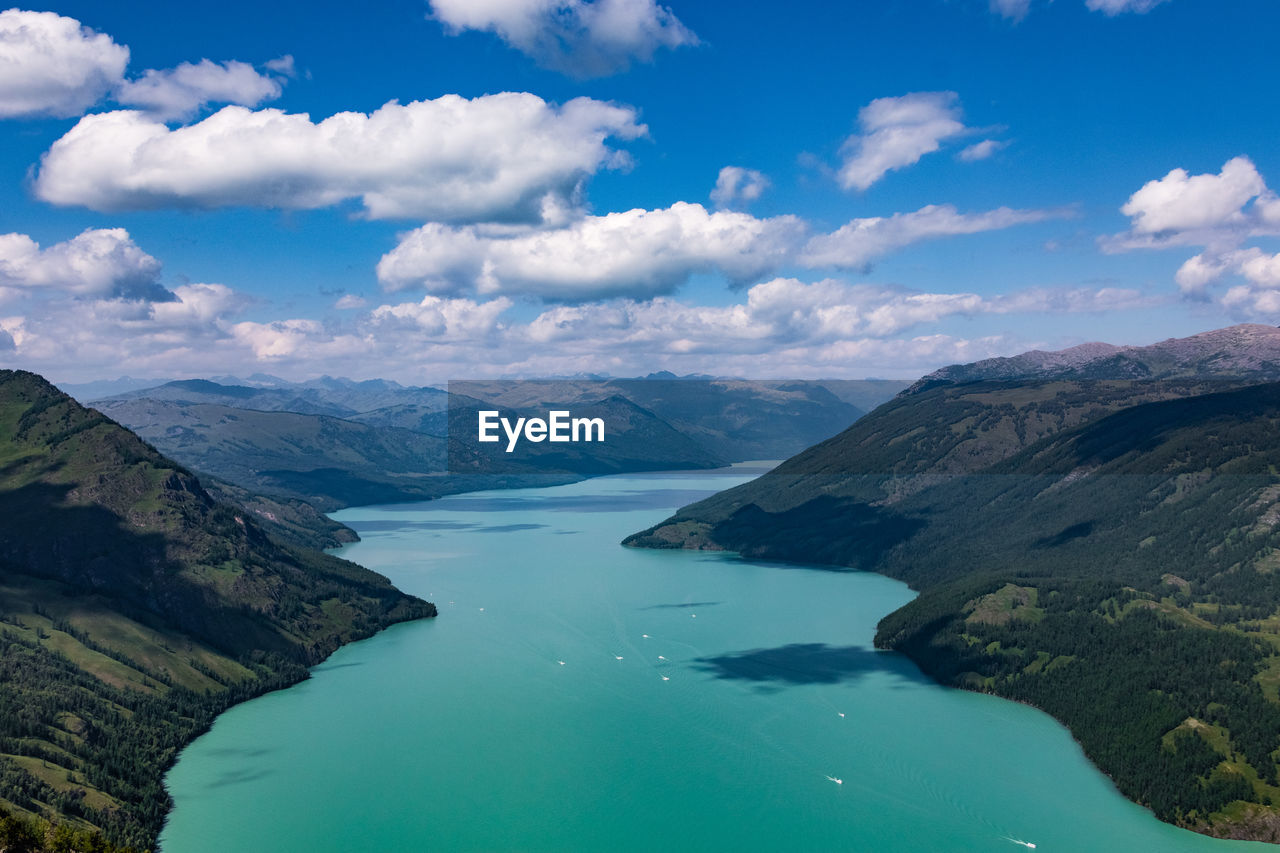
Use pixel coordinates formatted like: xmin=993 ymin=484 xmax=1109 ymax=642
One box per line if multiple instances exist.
xmin=160 ymin=465 xmax=1270 ymax=852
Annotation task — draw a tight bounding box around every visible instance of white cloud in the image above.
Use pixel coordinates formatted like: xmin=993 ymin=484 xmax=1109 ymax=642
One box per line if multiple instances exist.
xmin=264 ymin=55 xmax=296 ymax=76
xmin=710 ymin=166 xmax=769 ymax=209
xmin=368 ymin=293 xmax=512 ymax=339
xmin=1176 ymin=248 xmax=1280 ymax=298
xmin=1234 ymin=249 xmax=1280 ymax=289
xmin=0 ymin=10 xmax=285 ymax=121
xmin=0 ymin=279 xmax=253 ymax=372
xmin=0 ymin=228 xmax=168 ymax=300
xmin=377 ymin=202 xmax=806 ymax=299
xmin=34 ymin=94 xmax=644 ymax=222
xmin=957 ymin=139 xmax=1007 ymax=162
xmin=229 ymin=318 xmax=332 ymax=360
xmin=1222 ymin=285 xmax=1280 ymax=318
xmin=151 ymin=283 xmax=247 ymax=326
xmin=1172 ymin=251 xmax=1236 ymax=297
xmin=1085 ymin=0 xmax=1170 ymax=15
xmin=474 ymin=279 xmax=1150 ymax=371
xmin=0 ymin=262 xmax=1159 ymax=382
xmin=837 ymin=92 xmax=969 ymax=191
xmin=515 ymin=279 xmax=978 ymax=349
xmin=115 ymin=59 xmax=284 ymax=121
xmin=985 ymin=285 xmax=1159 ymax=314
xmin=334 ymin=294 xmax=367 ymax=310
xmin=990 ymin=0 xmax=1032 ymax=21
xmin=0 ymin=9 xmax=129 ymax=118
xmin=988 ymin=0 xmax=1170 ymax=20
xmin=1118 ymin=156 xmax=1265 ymax=239
xmin=1108 ymin=156 xmax=1280 ymax=312
xmin=379 ymin=200 xmax=1065 ymax=300
xmin=800 ymin=204 xmax=1062 ymax=271
xmin=428 ymin=0 xmax=697 ymax=77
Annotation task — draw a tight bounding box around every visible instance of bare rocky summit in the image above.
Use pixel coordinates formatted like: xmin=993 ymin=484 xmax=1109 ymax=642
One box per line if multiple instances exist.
xmin=908 ymin=324 xmax=1280 ymax=392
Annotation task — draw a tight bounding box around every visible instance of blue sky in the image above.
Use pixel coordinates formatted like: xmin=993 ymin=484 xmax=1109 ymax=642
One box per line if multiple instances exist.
xmin=1 ymin=0 xmax=1278 ymax=383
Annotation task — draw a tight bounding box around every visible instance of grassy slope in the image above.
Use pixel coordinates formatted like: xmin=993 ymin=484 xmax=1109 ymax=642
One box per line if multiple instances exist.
xmin=0 ymin=370 xmax=435 ymax=850
xmin=627 ymin=379 xmax=1280 ymax=842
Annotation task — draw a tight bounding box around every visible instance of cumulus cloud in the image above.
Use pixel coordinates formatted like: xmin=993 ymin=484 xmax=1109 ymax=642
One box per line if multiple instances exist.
xmin=514 ymin=279 xmax=988 ymax=350
xmin=0 ymin=278 xmax=255 ymax=377
xmin=34 ymin=94 xmax=644 ymax=222
xmin=1176 ymin=248 xmax=1280 ymax=303
xmin=369 ymin=293 xmax=512 ymax=339
xmin=0 ymin=9 xmax=129 ymax=118
xmin=0 ymin=9 xmax=285 ymax=121
xmin=151 ymin=283 xmax=246 ymax=325
xmin=115 ymin=59 xmax=285 ymax=121
xmin=1116 ymin=156 xmax=1267 ymax=242
xmin=1222 ymin=285 xmax=1280 ymax=318
xmin=800 ymin=204 xmax=1064 ymax=271
xmin=837 ymin=92 xmax=972 ymax=191
xmin=1107 ymin=156 xmax=1280 ymax=312
xmin=378 ymin=200 xmax=1064 ymax=300
xmin=0 ymin=228 xmax=169 ymax=301
xmin=1085 ymin=0 xmax=1170 ymax=14
xmin=428 ymin=0 xmax=697 ymax=77
xmin=0 ymin=260 xmax=1159 ymax=381
xmin=385 ymin=279 xmax=1151 ymax=374
xmin=334 ymin=294 xmax=367 ymax=310
xmin=377 ymin=202 xmax=806 ymax=299
xmin=710 ymin=166 xmax=769 ymax=209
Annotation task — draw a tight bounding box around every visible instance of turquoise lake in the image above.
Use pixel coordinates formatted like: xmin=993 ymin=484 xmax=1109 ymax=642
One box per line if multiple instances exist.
xmin=159 ymin=465 xmax=1272 ymax=852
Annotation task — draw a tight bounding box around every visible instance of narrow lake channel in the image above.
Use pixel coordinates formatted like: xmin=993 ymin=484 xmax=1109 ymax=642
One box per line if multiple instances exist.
xmin=160 ymin=464 xmax=1271 ymax=851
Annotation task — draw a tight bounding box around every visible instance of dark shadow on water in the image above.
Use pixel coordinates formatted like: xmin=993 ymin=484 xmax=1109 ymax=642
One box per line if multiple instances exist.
xmin=203 ymin=747 xmax=273 ymax=759
xmin=703 ymin=553 xmax=875 ymax=577
xmin=312 ymin=661 xmax=365 ymax=672
xmin=642 ymin=601 xmax=722 ymax=610
xmin=425 ymin=489 xmax=724 ymax=514
xmin=472 ymin=523 xmax=547 ymax=533
xmin=346 ymin=519 xmax=478 ymax=532
xmin=693 ymin=643 xmax=932 ymax=687
xmin=204 ymin=767 xmax=274 ymax=790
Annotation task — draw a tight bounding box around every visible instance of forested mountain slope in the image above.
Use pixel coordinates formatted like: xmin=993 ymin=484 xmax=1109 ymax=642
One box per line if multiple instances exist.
xmin=627 ymin=331 xmax=1280 ymax=842
xmin=0 ymin=370 xmax=434 ymax=850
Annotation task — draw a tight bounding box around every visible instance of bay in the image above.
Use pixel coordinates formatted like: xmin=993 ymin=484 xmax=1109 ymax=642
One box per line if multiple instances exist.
xmin=159 ymin=465 xmax=1270 ymax=851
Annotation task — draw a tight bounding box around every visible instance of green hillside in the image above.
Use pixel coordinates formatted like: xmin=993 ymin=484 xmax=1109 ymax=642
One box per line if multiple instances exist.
xmin=632 ymin=377 xmax=1247 ymax=543
xmin=0 ymin=370 xmax=435 ymax=850
xmin=91 ymin=398 xmax=455 ymax=510
xmin=627 ymin=378 xmax=1280 ymax=842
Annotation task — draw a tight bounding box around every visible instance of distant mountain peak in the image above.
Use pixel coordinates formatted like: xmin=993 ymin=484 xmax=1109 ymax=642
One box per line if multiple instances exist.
xmin=908 ymin=323 xmax=1280 ymax=392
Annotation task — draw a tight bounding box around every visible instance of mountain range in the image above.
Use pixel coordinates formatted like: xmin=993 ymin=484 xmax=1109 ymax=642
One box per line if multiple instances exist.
xmin=89 ymin=377 xmax=907 ymax=536
xmin=910 ymin=323 xmax=1280 ymax=390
